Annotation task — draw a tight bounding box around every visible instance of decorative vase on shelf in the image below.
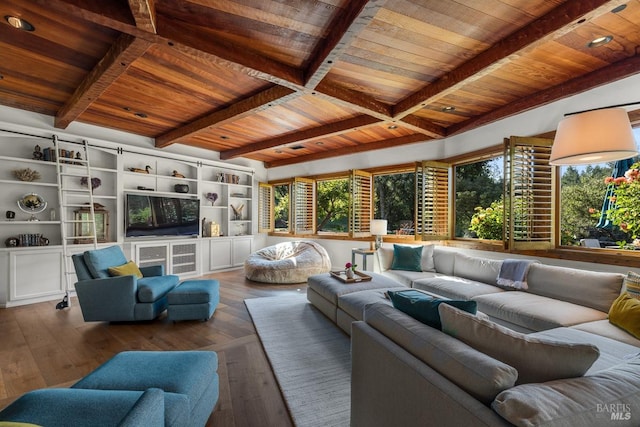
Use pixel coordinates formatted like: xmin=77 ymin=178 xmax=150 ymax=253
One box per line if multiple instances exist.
xmin=345 ymin=269 xmax=355 ymax=279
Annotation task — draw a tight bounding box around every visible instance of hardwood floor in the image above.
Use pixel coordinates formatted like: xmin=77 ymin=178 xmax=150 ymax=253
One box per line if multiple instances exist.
xmin=0 ymin=269 xmax=305 ymax=426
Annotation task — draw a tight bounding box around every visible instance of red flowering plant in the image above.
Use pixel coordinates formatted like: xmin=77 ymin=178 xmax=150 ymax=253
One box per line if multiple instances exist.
xmin=604 ymin=163 xmax=640 ymax=240
xmin=345 ymin=262 xmax=357 ymax=271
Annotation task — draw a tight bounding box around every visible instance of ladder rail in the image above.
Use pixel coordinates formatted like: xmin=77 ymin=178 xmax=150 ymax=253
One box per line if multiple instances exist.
xmin=55 ymin=137 xmax=98 ymax=310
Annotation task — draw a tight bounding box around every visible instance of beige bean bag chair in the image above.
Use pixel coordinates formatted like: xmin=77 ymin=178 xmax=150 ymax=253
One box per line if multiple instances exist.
xmin=245 ymin=241 xmax=332 ymax=283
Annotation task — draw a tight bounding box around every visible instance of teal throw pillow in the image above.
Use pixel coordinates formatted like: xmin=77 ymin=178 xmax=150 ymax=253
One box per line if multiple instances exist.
xmin=387 ymin=289 xmax=477 ymax=330
xmin=390 ymin=244 xmax=423 ymax=272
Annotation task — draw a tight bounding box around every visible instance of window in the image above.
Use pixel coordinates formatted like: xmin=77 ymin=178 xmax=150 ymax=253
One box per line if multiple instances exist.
xmin=454 ymin=156 xmax=503 ymax=239
xmin=504 ymin=136 xmax=554 ymax=249
xmin=273 ymin=183 xmax=290 ymax=232
xmin=316 ymin=177 xmax=349 ymax=233
xmin=292 ymin=178 xmax=314 ymax=234
xmin=416 ymin=161 xmax=450 ymax=240
xmin=350 ymin=170 xmax=373 ymax=237
xmin=373 ymin=170 xmax=415 ymax=237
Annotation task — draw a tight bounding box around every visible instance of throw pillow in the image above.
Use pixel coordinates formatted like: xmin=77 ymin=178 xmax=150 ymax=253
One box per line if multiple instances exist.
xmin=623 ymin=271 xmax=640 ymax=300
xmin=390 ymin=244 xmax=423 ymax=272
xmin=609 ymin=293 xmax=640 ymax=339
xmin=108 ymin=260 xmax=143 ymax=279
xmin=439 ymin=304 xmax=600 ymax=384
xmin=387 ymin=289 xmax=477 ymax=329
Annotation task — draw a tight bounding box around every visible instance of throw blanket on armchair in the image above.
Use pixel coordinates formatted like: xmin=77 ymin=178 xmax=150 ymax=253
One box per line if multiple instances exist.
xmin=497 ymin=259 xmax=538 ymax=290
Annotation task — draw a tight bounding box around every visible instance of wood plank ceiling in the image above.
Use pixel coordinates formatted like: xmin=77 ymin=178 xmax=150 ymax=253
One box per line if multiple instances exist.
xmin=0 ymin=0 xmax=639 ymax=168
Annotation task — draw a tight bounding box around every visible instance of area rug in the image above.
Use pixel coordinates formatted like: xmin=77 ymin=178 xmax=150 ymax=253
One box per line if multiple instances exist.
xmin=245 ymin=294 xmax=351 ymax=427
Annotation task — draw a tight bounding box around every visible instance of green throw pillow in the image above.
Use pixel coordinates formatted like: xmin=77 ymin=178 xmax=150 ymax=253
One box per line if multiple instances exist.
xmin=108 ymin=260 xmax=143 ymax=279
xmin=387 ymin=289 xmax=477 ymax=330
xmin=390 ymin=244 xmax=423 ymax=272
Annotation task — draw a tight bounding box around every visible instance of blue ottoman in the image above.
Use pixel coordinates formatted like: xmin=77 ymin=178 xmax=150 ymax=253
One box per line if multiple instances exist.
xmin=72 ymin=351 xmax=219 ymax=427
xmin=167 ymin=279 xmax=220 ymax=321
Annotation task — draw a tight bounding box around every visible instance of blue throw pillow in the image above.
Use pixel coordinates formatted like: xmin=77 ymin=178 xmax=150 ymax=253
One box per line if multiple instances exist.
xmin=387 ymin=289 xmax=477 ymax=330
xmin=390 ymin=244 xmax=423 ymax=272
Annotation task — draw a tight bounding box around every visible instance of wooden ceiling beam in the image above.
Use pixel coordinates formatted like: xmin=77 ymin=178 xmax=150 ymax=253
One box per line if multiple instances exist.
xmin=155 ymin=86 xmax=298 ymax=148
xmin=220 ymin=115 xmax=381 ymax=160
xmin=264 ymin=134 xmax=428 ymax=168
xmin=54 ymin=34 xmax=152 ymax=129
xmin=398 ymin=115 xmax=446 ymax=138
xmin=127 ymin=0 xmax=157 ymax=33
xmin=393 ymin=0 xmax=629 ymax=119
xmin=314 ymin=80 xmax=392 ymax=119
xmin=305 ymin=0 xmax=385 ymax=89
xmin=448 ymin=54 xmax=640 ymax=136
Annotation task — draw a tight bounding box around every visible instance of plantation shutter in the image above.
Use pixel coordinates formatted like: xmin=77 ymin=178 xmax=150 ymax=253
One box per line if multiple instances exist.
xmin=503 ymin=136 xmax=555 ymax=250
xmin=350 ymin=169 xmax=372 ymax=237
xmin=415 ymin=161 xmax=450 ymax=240
xmin=258 ymin=182 xmax=273 ymax=233
xmin=292 ymin=177 xmax=315 ymax=234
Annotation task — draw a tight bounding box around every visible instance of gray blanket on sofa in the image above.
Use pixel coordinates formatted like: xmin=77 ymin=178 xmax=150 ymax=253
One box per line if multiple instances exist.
xmin=497 ymin=259 xmax=538 ymax=290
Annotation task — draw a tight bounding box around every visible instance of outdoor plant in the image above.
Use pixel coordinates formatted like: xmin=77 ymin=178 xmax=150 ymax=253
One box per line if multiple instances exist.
xmin=604 ymin=162 xmax=640 ymax=239
xmin=469 ymin=200 xmax=504 ymax=240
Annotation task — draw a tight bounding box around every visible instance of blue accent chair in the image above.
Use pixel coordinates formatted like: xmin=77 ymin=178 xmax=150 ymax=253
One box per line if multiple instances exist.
xmin=72 ymin=245 xmax=180 ymax=321
xmin=0 ymin=351 xmax=219 ymax=427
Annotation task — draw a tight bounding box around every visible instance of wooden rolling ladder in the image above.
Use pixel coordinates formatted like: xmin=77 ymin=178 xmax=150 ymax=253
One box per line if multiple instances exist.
xmin=53 ymin=136 xmax=98 ymax=310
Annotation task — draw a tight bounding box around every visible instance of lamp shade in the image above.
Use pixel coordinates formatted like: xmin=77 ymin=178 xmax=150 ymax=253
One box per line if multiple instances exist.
xmin=370 ymin=219 xmax=388 ymax=235
xmin=550 ymin=108 xmax=638 ymax=165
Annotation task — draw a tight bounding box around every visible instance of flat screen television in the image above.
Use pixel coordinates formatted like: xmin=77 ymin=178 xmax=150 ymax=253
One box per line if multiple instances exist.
xmin=125 ymin=193 xmax=200 ymax=238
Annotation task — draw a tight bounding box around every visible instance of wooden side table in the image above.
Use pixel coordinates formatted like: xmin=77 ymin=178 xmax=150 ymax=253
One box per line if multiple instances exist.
xmin=351 ymin=248 xmax=376 ymax=271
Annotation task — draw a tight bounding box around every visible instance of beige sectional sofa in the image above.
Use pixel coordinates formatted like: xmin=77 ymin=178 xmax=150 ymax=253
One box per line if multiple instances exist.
xmin=343 ymin=245 xmax=640 ymax=426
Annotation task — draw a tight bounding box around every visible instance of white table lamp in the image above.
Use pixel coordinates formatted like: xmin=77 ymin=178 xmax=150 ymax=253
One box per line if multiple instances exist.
xmin=370 ymin=219 xmax=388 ymax=250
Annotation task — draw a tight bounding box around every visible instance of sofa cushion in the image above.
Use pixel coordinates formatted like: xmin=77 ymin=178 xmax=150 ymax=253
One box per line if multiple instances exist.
xmin=453 ymin=253 xmax=503 ymax=285
xmin=137 ymin=275 xmax=179 ymax=303
xmin=307 ymin=272 xmax=403 ymax=305
xmin=364 ymin=303 xmax=517 ymax=404
xmin=531 ymin=327 xmax=640 ymax=373
xmin=109 ymin=260 xmax=143 ymax=279
xmin=492 ymin=357 xmax=640 ymax=427
xmin=571 ymin=319 xmax=640 ymax=347
xmin=623 ymin=271 xmax=640 ymax=299
xmin=472 ymin=291 xmax=608 ymax=331
xmin=432 ymin=247 xmax=455 ymax=275
xmin=83 ymin=245 xmax=128 ymax=279
xmin=337 ymin=287 xmax=406 ymax=321
xmin=387 ymin=289 xmax=477 ymax=329
xmin=526 ymin=263 xmax=623 ymax=312
xmin=439 ymin=304 xmax=600 ymax=385
xmin=413 ymin=276 xmax=504 ymax=300
xmin=609 ymin=293 xmax=640 ymax=340
xmin=380 ymin=270 xmax=440 ymax=287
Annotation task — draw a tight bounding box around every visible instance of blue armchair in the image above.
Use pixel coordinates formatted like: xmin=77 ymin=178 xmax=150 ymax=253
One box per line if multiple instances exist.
xmin=72 ymin=245 xmax=180 ymax=321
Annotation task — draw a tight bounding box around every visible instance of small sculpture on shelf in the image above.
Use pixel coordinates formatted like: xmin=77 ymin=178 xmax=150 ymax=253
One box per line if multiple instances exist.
xmin=80 ymin=176 xmax=101 ymax=191
xmin=172 ymin=170 xmax=185 ymax=178
xmin=32 ymin=145 xmax=43 ymax=161
xmin=129 ymin=165 xmax=152 ymax=174
xmin=230 ymin=203 xmax=244 ymax=221
xmin=74 ymin=151 xmax=83 ymax=165
xmin=205 ymin=192 xmax=218 ymax=206
xmin=13 ymin=168 xmax=41 ymax=181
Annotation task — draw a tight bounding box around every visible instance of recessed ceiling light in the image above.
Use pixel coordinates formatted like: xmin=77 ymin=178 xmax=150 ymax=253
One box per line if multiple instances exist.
xmin=388 ymin=125 xmax=398 ymax=130
xmin=123 ymin=107 xmax=131 ymax=111
xmin=290 ymin=145 xmax=304 ymax=150
xmin=612 ymin=4 xmax=627 ymax=13
xmin=134 ymin=112 xmax=147 ymax=118
xmin=442 ymin=106 xmax=456 ymax=112
xmin=275 ymin=149 xmax=283 ymax=154
xmin=5 ymin=16 xmax=35 ymax=31
xmin=315 ymin=141 xmax=324 ymax=145
xmin=588 ymin=35 xmax=613 ymax=48
xmin=220 ymin=135 xmax=229 ymax=140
